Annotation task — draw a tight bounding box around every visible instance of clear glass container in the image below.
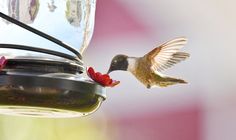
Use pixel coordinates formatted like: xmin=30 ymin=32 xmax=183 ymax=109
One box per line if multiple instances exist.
xmin=0 ymin=0 xmax=96 ymax=55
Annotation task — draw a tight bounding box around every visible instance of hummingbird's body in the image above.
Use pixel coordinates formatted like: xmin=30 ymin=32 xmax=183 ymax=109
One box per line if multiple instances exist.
xmin=108 ymin=37 xmax=189 ymax=88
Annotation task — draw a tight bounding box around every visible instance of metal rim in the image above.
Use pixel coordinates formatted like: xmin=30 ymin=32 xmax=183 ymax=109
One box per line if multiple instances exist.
xmin=0 ymin=73 xmax=106 ymax=99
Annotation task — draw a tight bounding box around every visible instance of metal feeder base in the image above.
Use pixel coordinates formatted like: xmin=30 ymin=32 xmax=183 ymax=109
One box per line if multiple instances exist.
xmin=0 ymin=57 xmax=106 ymax=118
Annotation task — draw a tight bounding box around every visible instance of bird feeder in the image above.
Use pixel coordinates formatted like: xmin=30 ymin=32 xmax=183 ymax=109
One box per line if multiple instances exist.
xmin=0 ymin=0 xmax=106 ymax=118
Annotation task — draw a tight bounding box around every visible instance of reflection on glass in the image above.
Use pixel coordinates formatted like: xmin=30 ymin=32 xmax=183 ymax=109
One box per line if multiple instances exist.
xmin=65 ymin=0 xmax=82 ymax=27
xmin=2 ymin=0 xmax=40 ymax=24
xmin=47 ymin=0 xmax=57 ymax=12
xmin=0 ymin=0 xmax=96 ymax=55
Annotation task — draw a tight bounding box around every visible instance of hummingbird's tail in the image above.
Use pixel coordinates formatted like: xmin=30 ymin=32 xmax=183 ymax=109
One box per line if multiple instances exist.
xmin=158 ymin=76 xmax=187 ymax=87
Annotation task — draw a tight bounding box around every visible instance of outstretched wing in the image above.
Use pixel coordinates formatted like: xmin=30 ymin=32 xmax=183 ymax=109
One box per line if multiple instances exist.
xmin=146 ymin=37 xmax=189 ymax=72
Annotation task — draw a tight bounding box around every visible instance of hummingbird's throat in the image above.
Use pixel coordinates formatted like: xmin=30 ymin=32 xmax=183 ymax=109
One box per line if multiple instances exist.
xmin=127 ymin=58 xmax=137 ymax=72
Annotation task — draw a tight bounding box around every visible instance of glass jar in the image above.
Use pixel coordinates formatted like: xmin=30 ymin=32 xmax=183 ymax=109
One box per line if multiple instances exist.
xmin=0 ymin=0 xmax=96 ymax=55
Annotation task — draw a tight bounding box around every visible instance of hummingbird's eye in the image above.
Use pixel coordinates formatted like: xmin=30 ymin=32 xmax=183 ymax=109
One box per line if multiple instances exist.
xmin=113 ymin=60 xmax=118 ymax=64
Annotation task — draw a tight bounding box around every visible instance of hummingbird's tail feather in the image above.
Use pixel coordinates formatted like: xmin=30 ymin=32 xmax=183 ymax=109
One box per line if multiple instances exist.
xmin=158 ymin=76 xmax=187 ymax=87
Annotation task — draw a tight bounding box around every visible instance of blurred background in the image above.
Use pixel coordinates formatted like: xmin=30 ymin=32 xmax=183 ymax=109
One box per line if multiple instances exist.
xmin=1 ymin=0 xmax=236 ymax=140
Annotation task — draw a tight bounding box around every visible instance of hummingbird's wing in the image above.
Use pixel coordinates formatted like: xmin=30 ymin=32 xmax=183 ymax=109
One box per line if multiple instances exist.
xmin=146 ymin=37 xmax=189 ymax=72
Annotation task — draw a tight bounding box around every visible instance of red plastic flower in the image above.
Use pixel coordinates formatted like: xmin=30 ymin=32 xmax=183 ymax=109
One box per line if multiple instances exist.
xmin=0 ymin=56 xmax=7 ymax=70
xmin=87 ymin=67 xmax=120 ymax=87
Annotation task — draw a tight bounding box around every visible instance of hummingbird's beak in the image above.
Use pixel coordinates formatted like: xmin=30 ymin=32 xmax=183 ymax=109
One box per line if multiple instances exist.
xmin=107 ymin=68 xmax=111 ymax=74
xmin=107 ymin=66 xmax=113 ymax=74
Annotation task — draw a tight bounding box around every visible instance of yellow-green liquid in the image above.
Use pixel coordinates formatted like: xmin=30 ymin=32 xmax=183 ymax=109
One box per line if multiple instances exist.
xmin=0 ymin=87 xmax=103 ymax=118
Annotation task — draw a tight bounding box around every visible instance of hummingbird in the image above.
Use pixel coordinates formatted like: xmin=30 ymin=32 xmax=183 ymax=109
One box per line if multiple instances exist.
xmin=107 ymin=37 xmax=190 ymax=88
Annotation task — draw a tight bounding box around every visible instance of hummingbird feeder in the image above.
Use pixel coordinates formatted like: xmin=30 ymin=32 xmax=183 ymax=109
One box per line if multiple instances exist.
xmin=0 ymin=0 xmax=106 ymax=118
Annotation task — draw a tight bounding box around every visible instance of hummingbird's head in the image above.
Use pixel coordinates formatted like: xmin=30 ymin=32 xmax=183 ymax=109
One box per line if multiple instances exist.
xmin=107 ymin=54 xmax=128 ymax=74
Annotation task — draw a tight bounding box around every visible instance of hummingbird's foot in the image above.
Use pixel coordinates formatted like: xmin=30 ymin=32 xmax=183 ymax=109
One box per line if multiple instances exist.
xmin=147 ymin=84 xmax=151 ymax=89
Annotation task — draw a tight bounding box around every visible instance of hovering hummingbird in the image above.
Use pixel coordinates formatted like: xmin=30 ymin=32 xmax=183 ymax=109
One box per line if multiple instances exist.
xmin=107 ymin=37 xmax=190 ymax=88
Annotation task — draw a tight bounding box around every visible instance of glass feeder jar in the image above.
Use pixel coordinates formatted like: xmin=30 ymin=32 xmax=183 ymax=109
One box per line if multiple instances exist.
xmin=0 ymin=0 xmax=106 ymax=118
